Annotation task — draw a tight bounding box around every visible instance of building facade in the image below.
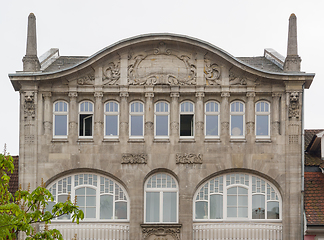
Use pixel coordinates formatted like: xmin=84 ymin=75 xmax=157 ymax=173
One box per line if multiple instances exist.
xmin=9 ymin=13 xmax=315 ymax=240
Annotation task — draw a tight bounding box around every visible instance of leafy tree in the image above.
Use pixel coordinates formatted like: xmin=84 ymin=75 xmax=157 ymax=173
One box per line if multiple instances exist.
xmin=0 ymin=147 xmax=84 ymax=240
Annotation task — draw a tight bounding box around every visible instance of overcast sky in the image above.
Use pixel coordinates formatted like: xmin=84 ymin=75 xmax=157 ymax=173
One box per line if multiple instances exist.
xmin=1 ymin=0 xmax=323 ymax=155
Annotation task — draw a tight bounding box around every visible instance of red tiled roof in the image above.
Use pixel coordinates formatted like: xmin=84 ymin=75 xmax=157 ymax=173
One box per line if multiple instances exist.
xmin=304 ymin=172 xmax=324 ymax=225
xmin=305 ymin=153 xmax=322 ymax=167
xmin=7 ymin=156 xmax=19 ymax=196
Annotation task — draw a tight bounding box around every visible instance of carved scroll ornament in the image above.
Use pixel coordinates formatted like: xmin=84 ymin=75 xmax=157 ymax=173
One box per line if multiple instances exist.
xmin=77 ymin=73 xmax=95 ymax=85
xmin=102 ymin=61 xmax=120 ymax=85
xmin=122 ymin=153 xmax=147 ymax=164
xmin=204 ymin=59 xmax=221 ymax=85
xmin=142 ymin=225 xmax=181 ymax=240
xmin=176 ymin=153 xmax=202 ymax=164
xmin=128 ymin=42 xmax=196 ymax=86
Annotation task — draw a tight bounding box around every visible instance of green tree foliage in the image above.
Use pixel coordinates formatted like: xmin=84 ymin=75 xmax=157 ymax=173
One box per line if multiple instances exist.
xmin=0 ymin=148 xmax=84 ymax=240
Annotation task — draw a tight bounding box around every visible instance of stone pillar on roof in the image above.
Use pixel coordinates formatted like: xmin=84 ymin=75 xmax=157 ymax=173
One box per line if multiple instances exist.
xmin=283 ymin=13 xmax=301 ymax=72
xmin=22 ymin=13 xmax=40 ymax=72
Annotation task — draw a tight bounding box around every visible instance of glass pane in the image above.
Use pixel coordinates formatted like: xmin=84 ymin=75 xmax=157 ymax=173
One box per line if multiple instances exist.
xmin=256 ymin=115 xmax=269 ymax=136
xmin=58 ymin=195 xmax=70 ymax=219
xmin=156 ymin=115 xmax=168 ymax=136
xmin=238 ymin=195 xmax=248 ymax=206
xmin=206 ymin=115 xmax=218 ymax=136
xmin=252 ymin=194 xmax=265 ymax=219
xmin=146 ymin=192 xmax=160 ymax=222
xmin=227 ymin=207 xmax=237 ymax=217
xmin=238 ymin=207 xmax=248 ymax=218
xmin=267 ymin=201 xmax=280 ymax=219
xmin=105 ymin=115 xmax=118 ymax=136
xmin=231 ymin=115 xmax=243 ymax=136
xmin=86 ymin=207 xmax=96 ymax=218
xmin=163 ymin=192 xmax=177 ymax=222
xmin=131 ymin=116 xmax=143 ymax=136
xmin=195 ymin=201 xmax=208 ymax=219
xmin=210 ymin=195 xmax=223 ymax=219
xmin=100 ymin=195 xmax=113 ymax=219
xmin=180 ymin=115 xmax=193 ymax=136
xmin=227 ymin=195 xmax=237 ymax=206
xmin=77 ymin=196 xmax=85 ymax=206
xmin=46 ymin=201 xmax=55 ymax=213
xmin=115 ymin=202 xmax=127 ymax=220
xmin=86 ymin=196 xmax=96 ymax=206
xmin=54 ymin=115 xmax=67 ymax=136
xmin=76 ymin=188 xmax=85 ymax=195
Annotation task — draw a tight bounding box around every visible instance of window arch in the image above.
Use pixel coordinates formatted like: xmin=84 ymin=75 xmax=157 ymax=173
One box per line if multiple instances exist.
xmin=154 ymin=101 xmax=169 ymax=138
xmin=129 ymin=101 xmax=144 ymax=138
xmin=205 ymin=101 xmax=220 ymax=138
xmin=180 ymin=101 xmax=194 ymax=137
xmin=193 ymin=173 xmax=281 ymax=221
xmin=104 ymin=101 xmax=119 ymax=138
xmin=79 ymin=101 xmax=94 ymax=137
xmin=47 ymin=173 xmax=129 ymax=221
xmin=255 ymin=101 xmax=270 ymax=138
xmin=144 ymin=173 xmax=178 ymax=223
xmin=230 ymin=101 xmax=245 ymax=138
xmin=53 ymin=101 xmax=68 ymax=138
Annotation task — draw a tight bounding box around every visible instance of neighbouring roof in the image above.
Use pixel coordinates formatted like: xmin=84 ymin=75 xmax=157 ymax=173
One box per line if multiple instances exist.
xmin=304 ymin=129 xmax=324 ymax=167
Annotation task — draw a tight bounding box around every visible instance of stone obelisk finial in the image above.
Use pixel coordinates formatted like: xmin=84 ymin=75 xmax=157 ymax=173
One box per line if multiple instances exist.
xmin=22 ymin=13 xmax=40 ymax=72
xmin=283 ymin=13 xmax=301 ymax=72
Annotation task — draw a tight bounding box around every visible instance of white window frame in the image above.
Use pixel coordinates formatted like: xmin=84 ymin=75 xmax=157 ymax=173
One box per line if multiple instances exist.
xmin=154 ymin=101 xmax=170 ymax=139
xmin=129 ymin=101 xmax=144 ymax=139
xmin=205 ymin=101 xmax=220 ymax=138
xmin=79 ymin=101 xmax=94 ymax=138
xmin=193 ymin=173 xmax=282 ymax=222
xmin=255 ymin=101 xmax=270 ymax=139
xmin=179 ymin=101 xmax=195 ymax=139
xmin=47 ymin=173 xmax=130 ymax=222
xmin=230 ymin=101 xmax=245 ymax=138
xmin=104 ymin=101 xmax=119 ymax=139
xmin=144 ymin=173 xmax=179 ymax=223
xmin=53 ymin=101 xmax=68 ymax=138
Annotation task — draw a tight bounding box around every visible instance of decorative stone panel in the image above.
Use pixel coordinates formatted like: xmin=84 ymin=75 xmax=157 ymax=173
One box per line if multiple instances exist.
xmin=288 ymin=91 xmax=300 ymax=119
xmin=77 ymin=73 xmax=95 ymax=85
xmin=141 ymin=224 xmax=182 ymax=240
xmin=176 ymin=153 xmax=202 ymax=164
xmin=24 ymin=91 xmax=35 ymax=118
xmin=102 ymin=61 xmax=120 ymax=85
xmin=121 ymin=153 xmax=147 ymax=164
xmin=204 ymin=59 xmax=221 ymax=85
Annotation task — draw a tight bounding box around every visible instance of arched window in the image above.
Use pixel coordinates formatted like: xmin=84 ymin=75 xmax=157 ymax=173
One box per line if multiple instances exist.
xmin=145 ymin=173 xmax=178 ymax=223
xmin=104 ymin=101 xmax=119 ymax=138
xmin=129 ymin=101 xmax=144 ymax=138
xmin=53 ymin=101 xmax=68 ymax=138
xmin=205 ymin=101 xmax=220 ymax=138
xmin=79 ymin=101 xmax=94 ymax=137
xmin=255 ymin=101 xmax=270 ymax=138
xmin=154 ymin=101 xmax=169 ymax=138
xmin=47 ymin=173 xmax=129 ymax=221
xmin=230 ymin=101 xmax=245 ymax=138
xmin=193 ymin=173 xmax=281 ymax=221
xmin=180 ymin=101 xmax=194 ymax=137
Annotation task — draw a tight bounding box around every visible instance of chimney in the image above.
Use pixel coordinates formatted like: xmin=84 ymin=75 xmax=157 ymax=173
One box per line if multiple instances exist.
xmin=283 ymin=13 xmax=301 ymax=72
xmin=22 ymin=13 xmax=40 ymax=72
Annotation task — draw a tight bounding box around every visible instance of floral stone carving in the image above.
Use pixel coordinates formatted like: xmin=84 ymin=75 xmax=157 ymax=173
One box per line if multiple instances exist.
xmin=141 ymin=224 xmax=181 ymax=240
xmin=128 ymin=42 xmax=196 ymax=85
xmin=121 ymin=153 xmax=147 ymax=164
xmin=176 ymin=153 xmax=202 ymax=164
xmin=204 ymin=59 xmax=221 ymax=85
xmin=77 ymin=73 xmax=95 ymax=85
xmin=102 ymin=61 xmax=120 ymax=85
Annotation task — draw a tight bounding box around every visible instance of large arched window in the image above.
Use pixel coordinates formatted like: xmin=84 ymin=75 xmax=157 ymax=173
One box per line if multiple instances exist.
xmin=193 ymin=173 xmax=281 ymax=221
xmin=154 ymin=101 xmax=169 ymax=138
xmin=230 ymin=101 xmax=245 ymax=138
xmin=79 ymin=101 xmax=94 ymax=137
xmin=144 ymin=173 xmax=178 ymax=223
xmin=129 ymin=101 xmax=144 ymax=138
xmin=104 ymin=101 xmax=119 ymax=138
xmin=255 ymin=101 xmax=270 ymax=138
xmin=180 ymin=101 xmax=194 ymax=138
xmin=205 ymin=101 xmax=220 ymax=138
xmin=53 ymin=101 xmax=68 ymax=138
xmin=47 ymin=173 xmax=129 ymax=221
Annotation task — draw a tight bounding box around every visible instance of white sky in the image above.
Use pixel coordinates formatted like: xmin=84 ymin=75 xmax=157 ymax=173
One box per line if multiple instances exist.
xmin=1 ymin=0 xmax=323 ymax=155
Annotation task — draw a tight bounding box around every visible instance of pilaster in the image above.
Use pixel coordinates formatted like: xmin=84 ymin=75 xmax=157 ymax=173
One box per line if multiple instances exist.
xmin=195 ymin=92 xmax=205 ymax=141
xmin=43 ymin=92 xmax=52 ymax=141
xmin=94 ymin=92 xmax=104 ymax=143
xmin=220 ymin=91 xmax=230 ymax=141
xmin=68 ymin=92 xmax=78 ymax=143
xmin=120 ymin=92 xmax=129 ymax=142
xmin=170 ymin=92 xmax=180 ymax=144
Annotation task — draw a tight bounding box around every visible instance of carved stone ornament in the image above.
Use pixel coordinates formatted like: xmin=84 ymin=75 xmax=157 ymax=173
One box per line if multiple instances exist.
xmin=195 ymin=121 xmax=204 ymax=130
xmin=246 ymin=121 xmax=254 ymax=134
xmin=195 ymin=92 xmax=205 ymax=99
xmin=141 ymin=224 xmax=181 ymax=240
xmin=121 ymin=153 xmax=147 ymax=164
xmin=24 ymin=91 xmax=35 ymax=118
xmin=145 ymin=122 xmax=154 ymax=130
xmin=288 ymin=91 xmax=300 ymax=119
xmin=120 ymin=92 xmax=129 ymax=98
xmin=221 ymin=122 xmax=229 ymax=131
xmin=229 ymin=70 xmax=247 ymax=85
xmin=204 ymin=59 xmax=221 ymax=85
xmin=176 ymin=153 xmax=202 ymax=164
xmin=170 ymin=122 xmax=179 ymax=130
xmin=102 ymin=61 xmax=120 ymax=85
xmin=246 ymin=92 xmax=256 ymax=98
xmin=128 ymin=42 xmax=197 ymax=86
xmin=77 ymin=73 xmax=95 ymax=85
xmin=68 ymin=92 xmax=78 ymax=98
xmin=221 ymin=92 xmax=230 ymax=98
xmin=94 ymin=92 xmax=103 ymax=98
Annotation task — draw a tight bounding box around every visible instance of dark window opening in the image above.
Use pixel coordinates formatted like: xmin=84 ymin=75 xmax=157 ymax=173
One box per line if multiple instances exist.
xmin=180 ymin=115 xmax=193 ymax=136
xmin=80 ymin=114 xmax=93 ymax=136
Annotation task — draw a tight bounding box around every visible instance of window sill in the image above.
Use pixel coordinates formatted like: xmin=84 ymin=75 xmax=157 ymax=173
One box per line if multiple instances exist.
xmin=178 ymin=139 xmax=196 ymax=143
xmin=77 ymin=139 xmax=94 ymax=143
xmin=103 ymin=139 xmax=120 ymax=142
xmin=204 ymin=139 xmax=221 ymax=143
xmin=230 ymin=139 xmax=246 ymax=143
xmin=154 ymin=139 xmax=170 ymax=143
xmin=128 ymin=139 xmax=145 ymax=143
xmin=255 ymin=138 xmax=272 ymax=143
xmin=51 ymin=138 xmax=68 ymax=143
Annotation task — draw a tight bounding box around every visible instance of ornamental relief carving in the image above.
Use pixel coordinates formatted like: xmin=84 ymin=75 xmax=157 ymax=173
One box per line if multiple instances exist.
xmin=24 ymin=91 xmax=35 ymax=118
xmin=142 ymin=225 xmax=181 ymax=240
xmin=288 ymin=91 xmax=300 ymax=119
xmin=229 ymin=69 xmax=256 ymax=86
xmin=121 ymin=153 xmax=147 ymax=164
xmin=128 ymin=42 xmax=197 ymax=86
xmin=102 ymin=61 xmax=120 ymax=85
xmin=77 ymin=73 xmax=95 ymax=85
xmin=204 ymin=59 xmax=221 ymax=85
xmin=176 ymin=153 xmax=202 ymax=164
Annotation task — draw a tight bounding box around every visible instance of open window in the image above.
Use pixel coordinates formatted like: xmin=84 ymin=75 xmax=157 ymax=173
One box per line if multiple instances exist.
xmin=53 ymin=101 xmax=68 ymax=138
xmin=180 ymin=101 xmax=194 ymax=138
xmin=79 ymin=101 xmax=93 ymax=138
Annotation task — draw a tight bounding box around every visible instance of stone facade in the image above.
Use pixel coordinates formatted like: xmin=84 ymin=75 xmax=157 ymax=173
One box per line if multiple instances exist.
xmin=9 ymin=14 xmax=315 ymax=240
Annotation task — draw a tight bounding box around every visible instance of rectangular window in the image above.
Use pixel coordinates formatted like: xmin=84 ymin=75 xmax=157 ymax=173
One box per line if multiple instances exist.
xmin=54 ymin=115 xmax=67 ymax=136
xmin=180 ymin=115 xmax=193 ymax=136
xmin=105 ymin=115 xmax=118 ymax=136
xmin=79 ymin=114 xmax=93 ymax=136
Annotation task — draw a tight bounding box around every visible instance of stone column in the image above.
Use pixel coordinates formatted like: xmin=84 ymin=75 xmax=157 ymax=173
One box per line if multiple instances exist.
xmin=170 ymin=92 xmax=180 ymax=143
xmin=195 ymin=92 xmax=205 ymax=141
xmin=43 ymin=92 xmax=52 ymax=140
xmin=119 ymin=92 xmax=129 ymax=142
xmin=272 ymin=93 xmax=281 ymax=135
xmin=246 ymin=92 xmax=255 ymax=138
xmin=220 ymin=92 xmax=230 ymax=141
xmin=145 ymin=92 xmax=154 ymax=138
xmin=94 ymin=92 xmax=103 ymax=143
xmin=68 ymin=92 xmax=78 ymax=143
